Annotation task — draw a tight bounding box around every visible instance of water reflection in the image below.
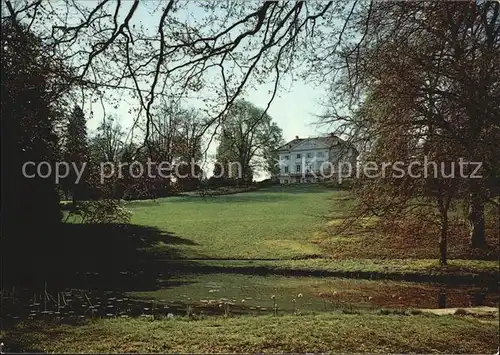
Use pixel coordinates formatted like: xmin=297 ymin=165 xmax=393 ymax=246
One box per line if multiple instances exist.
xmin=1 ymin=281 xmax=498 ymax=321
xmin=438 ymin=289 xmax=489 ymax=309
xmin=438 ymin=290 xmax=447 ymax=308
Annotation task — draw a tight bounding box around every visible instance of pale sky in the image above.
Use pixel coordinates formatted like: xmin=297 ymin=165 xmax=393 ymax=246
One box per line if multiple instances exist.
xmin=80 ymin=1 xmax=333 ymax=180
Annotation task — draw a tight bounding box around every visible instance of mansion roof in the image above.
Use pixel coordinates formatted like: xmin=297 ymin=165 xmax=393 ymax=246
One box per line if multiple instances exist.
xmin=276 ymin=135 xmax=348 ymax=152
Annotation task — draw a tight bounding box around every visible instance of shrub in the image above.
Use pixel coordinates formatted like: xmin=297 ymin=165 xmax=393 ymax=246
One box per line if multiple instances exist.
xmin=323 ymin=178 xmax=354 ymax=190
xmin=256 ymin=178 xmax=279 ymax=188
xmin=69 ymin=199 xmax=131 ymax=224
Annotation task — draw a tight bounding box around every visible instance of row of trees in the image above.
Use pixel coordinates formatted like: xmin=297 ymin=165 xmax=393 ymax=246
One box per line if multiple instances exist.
xmin=60 ymin=104 xmax=209 ymax=202
xmin=59 ymin=100 xmax=284 ymax=202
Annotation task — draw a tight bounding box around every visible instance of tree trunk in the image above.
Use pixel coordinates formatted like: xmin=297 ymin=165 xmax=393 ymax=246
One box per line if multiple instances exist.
xmin=468 ymin=190 xmax=486 ymax=248
xmin=438 ymin=290 xmax=447 ymax=308
xmin=437 ymin=193 xmax=450 ymax=266
xmin=439 ymin=214 xmax=448 ymax=266
xmin=497 ymin=202 xmax=500 ymax=241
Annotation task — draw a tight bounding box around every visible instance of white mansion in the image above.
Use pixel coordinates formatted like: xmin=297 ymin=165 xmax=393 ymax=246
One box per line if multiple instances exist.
xmin=275 ymin=134 xmax=358 ymax=184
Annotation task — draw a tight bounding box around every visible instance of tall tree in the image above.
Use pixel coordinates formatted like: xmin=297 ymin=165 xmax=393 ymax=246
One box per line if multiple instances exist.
xmin=63 ymin=105 xmax=89 ymax=204
xmin=90 ymin=115 xmax=126 ymax=163
xmin=317 ymin=1 xmax=500 ymax=260
xmin=216 ymin=100 xmax=284 ymax=184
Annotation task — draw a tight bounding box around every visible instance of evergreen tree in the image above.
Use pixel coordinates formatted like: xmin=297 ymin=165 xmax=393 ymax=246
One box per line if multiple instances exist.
xmin=63 ymin=105 xmax=89 ymax=204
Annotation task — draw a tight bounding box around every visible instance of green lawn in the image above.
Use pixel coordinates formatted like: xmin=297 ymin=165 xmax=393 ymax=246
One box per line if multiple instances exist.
xmin=5 ymin=313 xmax=498 ymax=353
xmin=123 ymin=184 xmax=498 ymax=262
xmin=126 ymin=185 xmax=346 ymax=260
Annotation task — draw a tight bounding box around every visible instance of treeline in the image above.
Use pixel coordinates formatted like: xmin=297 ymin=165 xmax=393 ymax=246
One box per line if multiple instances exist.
xmin=59 ymin=105 xmax=206 ymax=203
xmin=59 ymin=99 xmax=285 ymax=201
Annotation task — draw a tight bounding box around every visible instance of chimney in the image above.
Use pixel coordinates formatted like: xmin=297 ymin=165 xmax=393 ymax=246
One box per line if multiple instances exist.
xmin=295 ymin=135 xmax=299 ymax=139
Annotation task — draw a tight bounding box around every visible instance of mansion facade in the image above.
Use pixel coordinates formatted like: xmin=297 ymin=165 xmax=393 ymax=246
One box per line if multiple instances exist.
xmin=275 ymin=134 xmax=358 ymax=184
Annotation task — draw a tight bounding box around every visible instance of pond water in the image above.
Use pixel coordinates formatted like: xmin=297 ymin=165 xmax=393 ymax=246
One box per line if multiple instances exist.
xmin=1 ymin=273 xmax=498 ymax=321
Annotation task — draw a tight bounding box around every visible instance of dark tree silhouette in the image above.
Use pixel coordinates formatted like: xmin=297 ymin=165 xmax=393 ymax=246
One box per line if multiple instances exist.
xmin=1 ymin=22 xmax=64 ymax=281
xmin=62 ymin=104 xmax=89 ymax=204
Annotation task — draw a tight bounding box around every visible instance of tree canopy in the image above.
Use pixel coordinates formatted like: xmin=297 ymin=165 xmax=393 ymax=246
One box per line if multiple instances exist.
xmin=215 ymin=100 xmax=284 ymax=183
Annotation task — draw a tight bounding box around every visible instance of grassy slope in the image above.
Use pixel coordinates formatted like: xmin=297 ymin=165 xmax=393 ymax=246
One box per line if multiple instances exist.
xmin=5 ymin=314 xmax=498 ymax=354
xmin=123 ymin=185 xmax=498 ymax=276
xmin=127 ymin=185 xmax=341 ymax=260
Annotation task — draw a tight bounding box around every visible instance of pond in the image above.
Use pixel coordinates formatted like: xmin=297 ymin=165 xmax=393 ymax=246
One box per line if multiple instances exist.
xmin=1 ymin=273 xmax=498 ymax=322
